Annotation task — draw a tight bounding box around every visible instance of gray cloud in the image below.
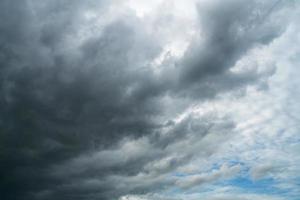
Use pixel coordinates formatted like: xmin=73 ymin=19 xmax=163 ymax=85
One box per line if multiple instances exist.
xmin=250 ymin=163 xmax=282 ymax=180
xmin=176 ymin=164 xmax=241 ymax=189
xmin=0 ymin=0 xmax=292 ymax=199
xmin=169 ymin=0 xmax=284 ymax=99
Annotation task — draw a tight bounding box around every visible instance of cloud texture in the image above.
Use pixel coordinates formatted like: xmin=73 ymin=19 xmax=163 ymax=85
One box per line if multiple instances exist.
xmin=0 ymin=0 xmax=299 ymax=200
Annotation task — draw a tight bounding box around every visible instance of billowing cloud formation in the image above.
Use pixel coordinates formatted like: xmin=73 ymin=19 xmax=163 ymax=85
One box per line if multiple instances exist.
xmin=0 ymin=0 xmax=299 ymax=200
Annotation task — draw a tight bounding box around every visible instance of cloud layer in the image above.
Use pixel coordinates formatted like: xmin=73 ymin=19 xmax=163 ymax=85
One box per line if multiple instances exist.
xmin=0 ymin=0 xmax=299 ymax=200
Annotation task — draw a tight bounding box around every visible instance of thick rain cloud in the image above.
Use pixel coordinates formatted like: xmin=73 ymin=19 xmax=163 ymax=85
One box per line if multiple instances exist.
xmin=0 ymin=0 xmax=299 ymax=200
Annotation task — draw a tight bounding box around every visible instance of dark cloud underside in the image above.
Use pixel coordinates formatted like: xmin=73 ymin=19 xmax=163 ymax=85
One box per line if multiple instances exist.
xmin=0 ymin=0 xmax=292 ymax=200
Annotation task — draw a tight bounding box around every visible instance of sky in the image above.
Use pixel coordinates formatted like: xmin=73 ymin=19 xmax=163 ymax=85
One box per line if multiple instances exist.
xmin=0 ymin=0 xmax=299 ymax=200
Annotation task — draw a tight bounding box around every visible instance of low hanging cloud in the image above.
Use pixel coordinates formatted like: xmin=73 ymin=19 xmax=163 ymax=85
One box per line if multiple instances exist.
xmin=0 ymin=0 xmax=298 ymax=200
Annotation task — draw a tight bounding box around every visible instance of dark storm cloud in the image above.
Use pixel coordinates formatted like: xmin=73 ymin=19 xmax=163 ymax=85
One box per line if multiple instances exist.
xmin=44 ymin=112 xmax=235 ymax=200
xmin=0 ymin=1 xmax=162 ymax=199
xmin=0 ymin=0 xmax=289 ymax=200
xmin=167 ymin=0 xmax=283 ymax=99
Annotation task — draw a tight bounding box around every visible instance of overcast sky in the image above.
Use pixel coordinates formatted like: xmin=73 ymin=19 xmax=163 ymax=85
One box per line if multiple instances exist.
xmin=0 ymin=0 xmax=299 ymax=200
